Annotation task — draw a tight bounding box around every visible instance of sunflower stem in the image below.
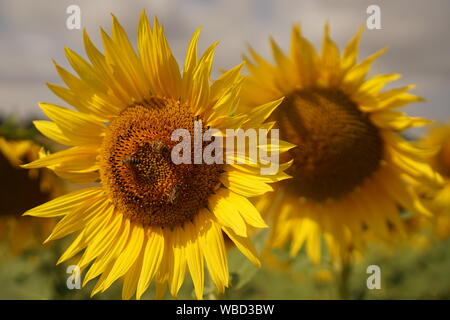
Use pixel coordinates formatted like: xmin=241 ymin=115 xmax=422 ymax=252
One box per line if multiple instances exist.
xmin=337 ymin=261 xmax=352 ymax=300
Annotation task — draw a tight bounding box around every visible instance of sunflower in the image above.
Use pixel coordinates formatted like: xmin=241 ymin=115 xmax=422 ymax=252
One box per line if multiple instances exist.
xmin=241 ymin=24 xmax=443 ymax=264
xmin=416 ymin=122 xmax=450 ymax=240
xmin=0 ymin=137 xmax=62 ymax=255
xmin=23 ymin=12 xmax=289 ymax=299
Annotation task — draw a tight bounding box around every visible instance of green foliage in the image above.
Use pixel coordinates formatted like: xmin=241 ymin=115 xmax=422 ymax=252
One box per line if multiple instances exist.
xmin=1 ymin=236 xmax=449 ymax=299
xmin=0 ymin=116 xmax=38 ymax=141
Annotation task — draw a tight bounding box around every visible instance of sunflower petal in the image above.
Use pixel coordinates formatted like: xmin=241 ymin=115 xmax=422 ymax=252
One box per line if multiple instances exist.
xmin=136 ymin=227 xmax=164 ymax=299
xmin=208 ymin=189 xmax=247 ymax=237
xmin=222 ymin=225 xmax=260 ymax=267
xmin=220 ymin=171 xmax=273 ymax=197
xmin=22 ymin=145 xmax=98 ymax=172
xmin=185 ymin=224 xmax=204 ymax=300
xmin=225 ymin=191 xmax=268 ymax=228
xmin=371 ymin=110 xmax=432 ymax=131
xmin=197 ymin=210 xmax=229 ymax=293
xmin=23 ymin=187 xmax=103 ymax=217
xmin=100 ymin=223 xmax=145 ymax=291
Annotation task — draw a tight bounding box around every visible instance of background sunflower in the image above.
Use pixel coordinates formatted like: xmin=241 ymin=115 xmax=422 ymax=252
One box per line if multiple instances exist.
xmin=415 ymin=123 xmax=450 ymax=240
xmin=242 ymin=24 xmax=442 ymax=267
xmin=0 ymin=121 xmax=63 ymax=256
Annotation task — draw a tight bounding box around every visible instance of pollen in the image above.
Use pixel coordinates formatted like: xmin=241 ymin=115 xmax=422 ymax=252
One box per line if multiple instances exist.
xmin=273 ymin=88 xmax=384 ymax=201
xmin=100 ymin=97 xmax=223 ymax=227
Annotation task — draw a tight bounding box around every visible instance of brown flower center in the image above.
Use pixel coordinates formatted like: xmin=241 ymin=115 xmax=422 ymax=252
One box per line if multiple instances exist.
xmin=100 ymin=97 xmax=223 ymax=228
xmin=273 ymin=88 xmax=384 ymax=201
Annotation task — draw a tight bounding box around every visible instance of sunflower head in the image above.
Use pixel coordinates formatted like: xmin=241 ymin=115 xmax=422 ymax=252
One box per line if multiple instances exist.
xmin=22 ymin=11 xmax=289 ymax=299
xmin=242 ymin=24 xmax=442 ymax=264
xmin=416 ymin=123 xmax=450 ymax=240
xmin=274 ymin=88 xmax=384 ymax=201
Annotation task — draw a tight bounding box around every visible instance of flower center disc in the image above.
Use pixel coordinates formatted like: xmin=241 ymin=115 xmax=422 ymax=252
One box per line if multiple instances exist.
xmin=273 ymin=88 xmax=383 ymax=201
xmin=100 ymin=97 xmax=223 ymax=228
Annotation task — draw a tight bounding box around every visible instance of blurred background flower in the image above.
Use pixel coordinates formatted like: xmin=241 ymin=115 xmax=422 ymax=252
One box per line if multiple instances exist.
xmin=415 ymin=123 xmax=450 ymax=240
xmin=0 ymin=120 xmax=63 ymax=256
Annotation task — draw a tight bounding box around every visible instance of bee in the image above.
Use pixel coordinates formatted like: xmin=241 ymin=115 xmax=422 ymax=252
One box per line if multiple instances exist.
xmin=149 ymin=140 xmax=168 ymax=153
xmin=122 ymin=156 xmax=139 ymax=165
xmin=168 ymin=184 xmax=181 ymax=204
xmin=150 ymin=141 xmax=165 ymax=151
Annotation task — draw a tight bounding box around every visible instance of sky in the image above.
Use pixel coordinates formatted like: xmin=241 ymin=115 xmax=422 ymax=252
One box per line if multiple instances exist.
xmin=0 ymin=0 xmax=449 ymax=133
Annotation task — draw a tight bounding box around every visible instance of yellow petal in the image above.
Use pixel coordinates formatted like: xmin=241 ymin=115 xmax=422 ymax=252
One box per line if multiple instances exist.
xmin=382 ymin=131 xmax=440 ymax=161
xmin=208 ymin=189 xmax=247 ymax=237
xmin=225 ymin=191 xmax=268 ymax=228
xmin=33 ymin=121 xmax=74 ymax=146
xmin=138 ymin=11 xmax=181 ymax=98
xmin=221 ymin=225 xmax=260 ymax=267
xmin=185 ymin=224 xmax=204 ymax=300
xmin=84 ymin=218 xmax=130 ymax=287
xmin=220 ymin=171 xmax=273 ymax=197
xmin=57 ymin=231 xmax=87 ymax=264
xmin=64 ymin=46 xmax=107 ymax=92
xmin=101 ymin=28 xmax=143 ymax=101
xmin=45 ymin=197 xmax=110 ymax=243
xmin=290 ymin=25 xmax=318 ymax=87
xmin=371 ymin=110 xmax=431 ymax=131
xmin=53 ymin=169 xmax=100 ymax=184
xmin=197 ymin=210 xmax=229 ymax=292
xmin=82 ymin=29 xmax=130 ymax=106
xmin=39 ymin=103 xmax=105 ymax=145
xmin=189 ymin=42 xmax=218 ymax=115
xmin=257 ymin=139 xmax=296 ymax=153
xmin=342 ymin=25 xmax=364 ymax=70
xmin=359 ymin=73 xmax=401 ymax=95
xmin=78 ymin=212 xmax=123 ymax=269
xmin=136 ymin=227 xmax=164 ymax=299
xmin=122 ymin=251 xmax=143 ymax=300
xmin=343 ymin=47 xmax=387 ymax=92
xmin=182 ymin=27 xmax=201 ymax=100
xmin=169 ymin=227 xmax=187 ymax=297
xmin=23 ymin=187 xmax=103 ymax=217
xmin=378 ymin=90 xmax=424 ymax=110
xmin=387 ymin=146 xmax=443 ymax=186
xmin=242 ymin=98 xmax=284 ymax=128
xmin=210 ymin=63 xmax=244 ymax=102
xmin=22 ymin=145 xmax=98 ymax=171
xmin=377 ymin=167 xmax=433 ymax=217
xmin=320 ymin=23 xmax=341 ymax=86
xmin=100 ymin=223 xmax=145 ymax=291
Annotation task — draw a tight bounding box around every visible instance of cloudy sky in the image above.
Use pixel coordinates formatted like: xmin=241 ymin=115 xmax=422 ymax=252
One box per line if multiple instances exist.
xmin=1 ymin=0 xmax=449 ymax=133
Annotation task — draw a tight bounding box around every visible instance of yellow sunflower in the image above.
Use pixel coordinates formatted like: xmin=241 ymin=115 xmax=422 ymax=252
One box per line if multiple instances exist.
xmin=416 ymin=122 xmax=450 ymax=240
xmin=0 ymin=137 xmax=62 ymax=255
xmin=23 ymin=12 xmax=289 ymax=299
xmin=241 ymin=24 xmax=443 ymax=264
